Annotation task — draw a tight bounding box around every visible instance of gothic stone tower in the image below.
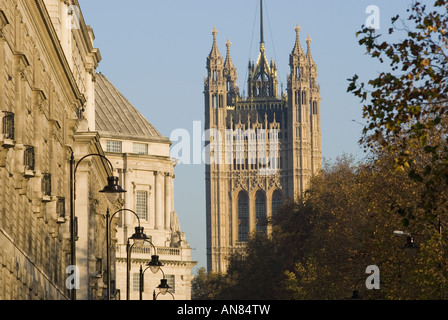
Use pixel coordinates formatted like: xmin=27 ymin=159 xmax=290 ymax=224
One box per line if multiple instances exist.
xmin=205 ymin=3 xmax=322 ymax=272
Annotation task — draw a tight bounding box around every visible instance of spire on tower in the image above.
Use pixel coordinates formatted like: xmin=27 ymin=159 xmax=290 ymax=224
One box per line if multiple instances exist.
xmin=295 ymin=24 xmax=301 ymax=40
xmin=260 ymin=0 xmax=264 ymax=46
xmin=224 ymin=38 xmax=235 ymax=69
xmin=306 ymin=35 xmax=312 ymax=52
xmin=306 ymin=35 xmax=316 ymax=64
xmin=212 ymin=26 xmax=218 ymax=42
xmin=292 ymin=23 xmax=304 ymax=55
xmin=208 ymin=26 xmax=222 ymax=60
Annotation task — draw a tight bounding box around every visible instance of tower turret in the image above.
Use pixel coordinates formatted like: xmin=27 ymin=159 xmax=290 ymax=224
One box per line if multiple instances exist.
xmin=205 ymin=27 xmax=227 ymax=127
xmin=287 ymin=24 xmax=321 ymax=197
xmin=224 ymin=39 xmax=239 ymax=106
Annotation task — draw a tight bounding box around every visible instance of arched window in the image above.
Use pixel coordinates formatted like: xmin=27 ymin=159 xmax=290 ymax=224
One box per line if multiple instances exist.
xmin=272 ymin=190 xmax=283 ymax=216
xmin=213 ymin=94 xmax=218 ymax=108
xmin=295 ymin=90 xmax=300 ymax=106
xmin=238 ymin=192 xmax=249 ymax=242
xmin=255 ymin=191 xmax=267 ymax=235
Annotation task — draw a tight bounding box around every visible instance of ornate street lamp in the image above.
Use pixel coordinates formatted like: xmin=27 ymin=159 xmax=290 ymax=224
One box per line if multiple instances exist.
xmin=126 ymin=226 xmax=151 ymax=300
xmin=148 ymin=255 xmax=163 ymax=274
xmin=394 ymin=230 xmax=419 ymax=257
xmin=157 ymin=278 xmax=170 ymax=295
xmin=139 ymin=251 xmax=164 ymax=300
xmin=106 ymin=209 xmax=145 ymax=300
xmin=130 ymin=226 xmax=149 ymax=248
xmin=70 ymin=152 xmax=125 ymax=300
xmin=100 ymin=176 xmax=127 ymax=203
xmin=154 ymin=272 xmax=175 ymax=300
xmin=403 ymin=236 xmax=419 ymax=257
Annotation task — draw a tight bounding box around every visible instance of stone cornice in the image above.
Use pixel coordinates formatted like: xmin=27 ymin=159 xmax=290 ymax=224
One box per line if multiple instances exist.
xmin=98 ymin=131 xmax=172 ymax=145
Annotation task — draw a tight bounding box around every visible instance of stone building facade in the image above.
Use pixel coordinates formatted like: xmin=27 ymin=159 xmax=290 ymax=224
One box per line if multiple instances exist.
xmin=0 ymin=0 xmax=111 ymax=300
xmin=95 ymin=73 xmax=196 ymax=300
xmin=205 ymin=7 xmax=322 ymax=271
xmin=0 ymin=0 xmax=195 ymax=300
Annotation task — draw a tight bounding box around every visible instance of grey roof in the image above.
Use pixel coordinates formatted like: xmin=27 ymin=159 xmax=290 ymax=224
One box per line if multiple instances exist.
xmin=95 ymin=72 xmax=163 ymax=140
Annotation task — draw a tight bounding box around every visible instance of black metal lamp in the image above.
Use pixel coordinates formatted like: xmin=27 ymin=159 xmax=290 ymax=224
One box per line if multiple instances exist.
xmin=351 ymin=290 xmax=360 ymax=300
xmin=403 ymin=236 xmax=419 ymax=257
xmin=129 ymin=226 xmax=149 ymax=247
xmin=147 ymin=255 xmax=163 ymax=274
xmin=100 ymin=176 xmax=126 ymax=204
xmin=157 ymin=278 xmax=170 ymax=295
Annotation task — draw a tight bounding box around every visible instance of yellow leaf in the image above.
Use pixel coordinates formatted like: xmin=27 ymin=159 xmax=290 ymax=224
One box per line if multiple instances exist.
xmin=421 ymin=59 xmax=430 ymax=67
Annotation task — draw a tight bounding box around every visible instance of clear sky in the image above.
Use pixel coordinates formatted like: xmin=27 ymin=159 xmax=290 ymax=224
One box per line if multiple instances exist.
xmin=78 ymin=0 xmax=413 ymax=272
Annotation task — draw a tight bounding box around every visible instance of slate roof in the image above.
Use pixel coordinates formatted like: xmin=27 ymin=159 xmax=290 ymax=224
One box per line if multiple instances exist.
xmin=95 ymin=72 xmax=164 ymax=140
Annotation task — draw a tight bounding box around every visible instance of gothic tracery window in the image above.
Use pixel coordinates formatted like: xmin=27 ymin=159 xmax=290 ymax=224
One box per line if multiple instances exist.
xmin=272 ymin=190 xmax=283 ymax=216
xmin=238 ymin=191 xmax=249 ymax=242
xmin=255 ymin=191 xmax=267 ymax=235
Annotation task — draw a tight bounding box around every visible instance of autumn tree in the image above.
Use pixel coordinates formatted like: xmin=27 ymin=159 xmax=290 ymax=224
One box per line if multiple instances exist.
xmin=347 ymin=0 xmax=448 ymax=226
xmin=191 ymin=153 xmax=448 ymax=299
xmin=347 ymin=0 xmax=448 ymax=298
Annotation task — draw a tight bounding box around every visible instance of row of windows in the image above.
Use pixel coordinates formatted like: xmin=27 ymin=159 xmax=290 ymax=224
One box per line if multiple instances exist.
xmin=106 ymin=140 xmax=149 ymax=155
xmin=133 ymin=273 xmax=175 ymax=293
xmin=238 ymin=190 xmax=283 ymax=242
xmin=293 ymin=91 xmax=318 ymax=113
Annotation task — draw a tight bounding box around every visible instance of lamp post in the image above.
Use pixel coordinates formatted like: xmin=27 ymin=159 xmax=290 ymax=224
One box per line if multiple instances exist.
xmin=152 ymin=265 xmax=175 ymax=300
xmin=350 ymin=277 xmax=365 ymax=300
xmin=139 ymin=251 xmax=164 ymax=300
xmin=394 ymin=230 xmax=419 ymax=257
xmin=154 ymin=271 xmax=175 ymax=300
xmin=126 ymin=225 xmax=150 ymax=300
xmin=106 ymin=209 xmax=146 ymax=300
xmin=70 ymin=152 xmax=126 ymax=300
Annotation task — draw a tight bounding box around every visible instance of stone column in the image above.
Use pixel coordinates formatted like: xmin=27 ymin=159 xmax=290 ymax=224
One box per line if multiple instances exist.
xmin=123 ymin=163 xmax=133 ymax=239
xmin=154 ymin=171 xmax=163 ymax=229
xmin=164 ymin=173 xmax=172 ymax=230
xmin=75 ymin=163 xmax=89 ymax=300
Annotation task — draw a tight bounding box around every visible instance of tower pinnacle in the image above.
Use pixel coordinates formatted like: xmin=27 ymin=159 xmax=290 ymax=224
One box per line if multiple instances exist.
xmin=291 ymin=23 xmax=303 ymax=55
xmin=306 ymin=35 xmax=315 ymax=63
xmin=225 ymin=38 xmax=235 ymax=70
xmin=209 ymin=26 xmax=222 ymax=60
xmin=295 ymin=24 xmax=301 ymax=41
xmin=226 ymin=38 xmax=231 ymax=51
xmin=306 ymin=35 xmax=312 ymax=49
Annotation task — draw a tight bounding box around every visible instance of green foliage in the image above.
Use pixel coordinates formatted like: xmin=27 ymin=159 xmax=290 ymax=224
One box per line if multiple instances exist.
xmin=191 ymin=267 xmax=231 ymax=300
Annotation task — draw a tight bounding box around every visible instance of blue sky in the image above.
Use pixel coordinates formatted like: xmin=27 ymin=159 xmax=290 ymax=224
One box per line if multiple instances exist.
xmin=78 ymin=0 xmax=413 ymax=272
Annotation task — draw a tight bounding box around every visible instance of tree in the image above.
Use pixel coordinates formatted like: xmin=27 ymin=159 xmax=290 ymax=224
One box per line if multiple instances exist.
xmin=347 ymin=0 xmax=448 ymax=298
xmin=191 ymin=267 xmax=231 ymax=300
xmin=191 ymin=154 xmax=448 ymax=299
xmin=347 ymin=0 xmax=448 ymax=226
